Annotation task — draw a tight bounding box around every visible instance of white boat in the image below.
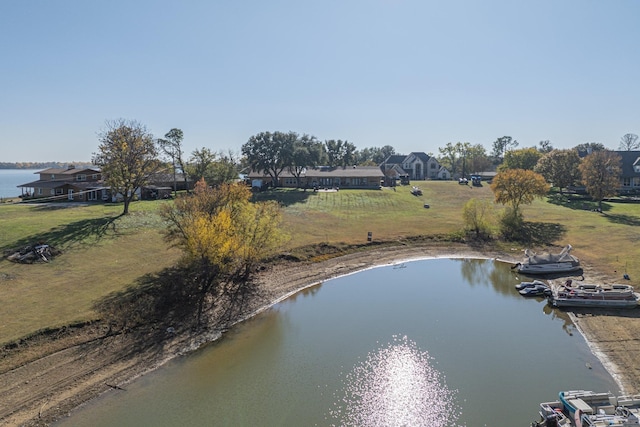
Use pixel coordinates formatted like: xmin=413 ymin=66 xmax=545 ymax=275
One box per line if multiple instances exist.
xmin=549 ymin=280 xmax=640 ymax=309
xmin=514 ymin=245 xmax=581 ymax=275
xmin=557 ymin=390 xmax=640 ymax=426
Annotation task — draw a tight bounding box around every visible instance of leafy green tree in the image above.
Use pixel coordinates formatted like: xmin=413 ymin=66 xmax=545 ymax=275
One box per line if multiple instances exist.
xmin=491 ymin=136 xmax=518 ymax=162
xmin=490 ymin=169 xmax=549 ymax=213
xmin=187 ymin=147 xmax=216 ymax=185
xmin=289 ymin=134 xmax=324 ymax=186
xmin=93 ymin=119 xmax=160 ymax=215
xmin=356 ymin=145 xmax=396 ymax=165
xmin=157 ymin=128 xmax=188 ymax=195
xmin=324 ymin=139 xmax=356 ymax=167
xmin=534 ymin=149 xmax=581 ymax=194
xmin=438 ymin=142 xmax=464 ymax=177
xmin=242 ymin=131 xmax=297 ymax=187
xmin=210 ymin=150 xmax=240 ymax=185
xmin=160 ymin=180 xmax=287 ymax=324
xmin=462 ymin=198 xmax=493 ymax=238
xmin=498 ymin=147 xmax=542 ymax=172
xmin=619 ymin=133 xmax=640 ymax=151
xmin=466 ymin=144 xmax=492 ymax=174
xmin=579 ymin=150 xmax=622 ymax=210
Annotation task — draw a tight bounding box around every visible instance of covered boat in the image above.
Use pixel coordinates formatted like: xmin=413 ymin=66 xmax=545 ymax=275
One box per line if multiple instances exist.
xmin=549 ymin=280 xmax=640 ymax=309
xmin=515 ymin=245 xmax=581 ymax=275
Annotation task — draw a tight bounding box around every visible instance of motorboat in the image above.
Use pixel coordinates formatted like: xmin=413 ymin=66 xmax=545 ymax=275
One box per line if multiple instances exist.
xmin=514 ymin=245 xmax=581 ymax=275
xmin=548 ymin=280 xmax=640 ymax=309
xmin=516 ymin=279 xmax=547 ymax=291
xmin=519 ymin=283 xmax=551 ymax=297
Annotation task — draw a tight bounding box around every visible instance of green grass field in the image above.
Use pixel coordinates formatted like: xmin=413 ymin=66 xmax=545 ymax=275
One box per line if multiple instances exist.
xmin=1 ymin=181 xmax=640 ymax=344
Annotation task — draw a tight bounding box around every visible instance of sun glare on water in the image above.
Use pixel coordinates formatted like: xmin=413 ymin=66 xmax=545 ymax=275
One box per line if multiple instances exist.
xmin=329 ymin=335 xmax=463 ymax=427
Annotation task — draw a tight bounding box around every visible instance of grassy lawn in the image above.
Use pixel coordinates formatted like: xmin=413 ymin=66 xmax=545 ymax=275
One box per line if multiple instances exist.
xmin=1 ymin=182 xmax=640 ymax=344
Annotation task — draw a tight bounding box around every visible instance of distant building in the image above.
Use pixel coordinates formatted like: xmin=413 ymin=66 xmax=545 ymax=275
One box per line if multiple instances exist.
xmin=247 ymin=166 xmax=384 ymax=189
xmin=381 ymin=152 xmax=445 ymax=184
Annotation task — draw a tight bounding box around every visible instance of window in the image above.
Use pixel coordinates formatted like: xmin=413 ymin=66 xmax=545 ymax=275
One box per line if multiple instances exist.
xmin=92 ymin=174 xmax=98 ymax=179
xmin=50 ymin=174 xmax=55 ymax=180
xmin=50 ymin=189 xmax=55 ymax=195
xmin=56 ymin=188 xmax=63 ymax=195
xmin=624 ymin=177 xmax=631 ymax=187
xmin=76 ymin=174 xmax=86 ymax=181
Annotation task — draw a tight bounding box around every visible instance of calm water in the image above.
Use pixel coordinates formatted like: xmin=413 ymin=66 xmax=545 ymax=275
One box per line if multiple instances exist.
xmin=0 ymin=169 xmax=38 ymax=198
xmin=56 ymin=259 xmax=618 ymax=427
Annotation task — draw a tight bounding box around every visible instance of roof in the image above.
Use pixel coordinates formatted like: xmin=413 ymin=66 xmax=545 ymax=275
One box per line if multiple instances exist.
xmin=616 ymin=151 xmax=640 ymax=177
xmin=38 ymin=167 xmax=101 ymax=175
xmin=383 ymin=155 xmax=407 ymax=165
xmin=248 ymin=166 xmax=384 ymax=179
xmin=410 ymin=152 xmax=432 ymax=163
xmin=306 ymin=166 xmax=383 ymax=178
xmin=17 ymin=180 xmax=106 ymax=190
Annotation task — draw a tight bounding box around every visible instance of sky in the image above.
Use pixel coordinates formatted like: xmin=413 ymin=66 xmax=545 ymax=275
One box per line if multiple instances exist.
xmin=2 ymin=0 xmax=639 ymax=163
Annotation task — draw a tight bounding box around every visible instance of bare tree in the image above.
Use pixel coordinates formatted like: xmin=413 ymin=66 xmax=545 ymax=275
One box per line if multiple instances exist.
xmin=619 ymin=133 xmax=640 ymax=151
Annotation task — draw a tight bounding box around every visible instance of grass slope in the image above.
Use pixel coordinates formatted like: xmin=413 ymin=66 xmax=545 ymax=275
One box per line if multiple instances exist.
xmin=1 ymin=182 xmax=639 ymax=344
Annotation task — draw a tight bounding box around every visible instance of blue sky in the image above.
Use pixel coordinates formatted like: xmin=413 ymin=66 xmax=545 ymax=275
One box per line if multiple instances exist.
xmin=2 ymin=0 xmax=639 ymax=162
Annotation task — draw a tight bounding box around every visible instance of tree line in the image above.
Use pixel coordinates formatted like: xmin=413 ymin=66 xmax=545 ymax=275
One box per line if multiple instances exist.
xmin=90 ymin=118 xmax=635 ymax=330
xmin=0 ymin=162 xmax=93 ymax=169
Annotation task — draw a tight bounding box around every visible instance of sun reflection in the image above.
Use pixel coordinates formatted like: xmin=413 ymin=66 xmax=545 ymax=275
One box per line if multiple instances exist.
xmin=329 ymin=335 xmax=463 ymax=427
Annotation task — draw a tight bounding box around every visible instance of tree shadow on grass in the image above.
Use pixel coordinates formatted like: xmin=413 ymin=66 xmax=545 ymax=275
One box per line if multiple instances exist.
xmin=546 ymin=193 xmax=612 ymax=213
xmin=2 ymin=215 xmax=121 ymax=253
xmin=508 ymin=221 xmax=567 ymax=246
xmin=251 ymin=188 xmax=315 ymax=207
xmin=602 ymin=213 xmax=640 ymax=227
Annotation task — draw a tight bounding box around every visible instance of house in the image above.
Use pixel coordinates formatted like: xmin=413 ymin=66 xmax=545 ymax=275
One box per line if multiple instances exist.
xmin=617 ymin=151 xmax=640 ymax=194
xmin=17 ymin=165 xmax=107 ymax=201
xmin=382 ymin=163 xmax=410 ymax=186
xmin=381 ymin=152 xmax=444 ymax=183
xmin=436 ymin=166 xmax=451 ymax=180
xmin=17 ymin=166 xmax=189 ymax=202
xmin=247 ymin=166 xmax=384 ymax=189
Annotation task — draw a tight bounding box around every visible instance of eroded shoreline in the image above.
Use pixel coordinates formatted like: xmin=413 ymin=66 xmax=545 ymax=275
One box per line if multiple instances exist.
xmin=2 ymin=243 xmax=639 ymax=426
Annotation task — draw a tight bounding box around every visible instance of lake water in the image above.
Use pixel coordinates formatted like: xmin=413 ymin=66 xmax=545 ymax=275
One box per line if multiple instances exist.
xmin=55 ymin=258 xmax=618 ymax=427
xmin=0 ymin=169 xmax=39 ymax=198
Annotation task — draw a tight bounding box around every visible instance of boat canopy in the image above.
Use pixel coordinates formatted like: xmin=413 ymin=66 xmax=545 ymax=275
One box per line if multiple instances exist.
xmin=524 ymin=245 xmax=576 ymax=265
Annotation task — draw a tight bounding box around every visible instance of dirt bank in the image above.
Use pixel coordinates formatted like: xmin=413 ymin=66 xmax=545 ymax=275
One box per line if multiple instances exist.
xmin=1 ymin=243 xmax=639 ymax=426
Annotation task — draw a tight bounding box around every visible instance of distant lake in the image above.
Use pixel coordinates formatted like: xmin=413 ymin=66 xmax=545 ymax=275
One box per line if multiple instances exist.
xmin=0 ymin=169 xmax=39 ymax=198
xmin=56 ymin=259 xmax=618 ymax=427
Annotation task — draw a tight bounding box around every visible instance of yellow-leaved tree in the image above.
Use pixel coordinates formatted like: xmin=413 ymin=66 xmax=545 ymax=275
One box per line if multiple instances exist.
xmin=490 ymin=169 xmax=549 ymax=239
xmin=161 ymin=179 xmax=288 ymax=324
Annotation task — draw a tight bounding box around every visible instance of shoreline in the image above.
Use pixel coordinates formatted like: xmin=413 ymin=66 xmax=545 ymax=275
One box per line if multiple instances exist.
xmin=2 ymin=243 xmax=638 ymax=426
